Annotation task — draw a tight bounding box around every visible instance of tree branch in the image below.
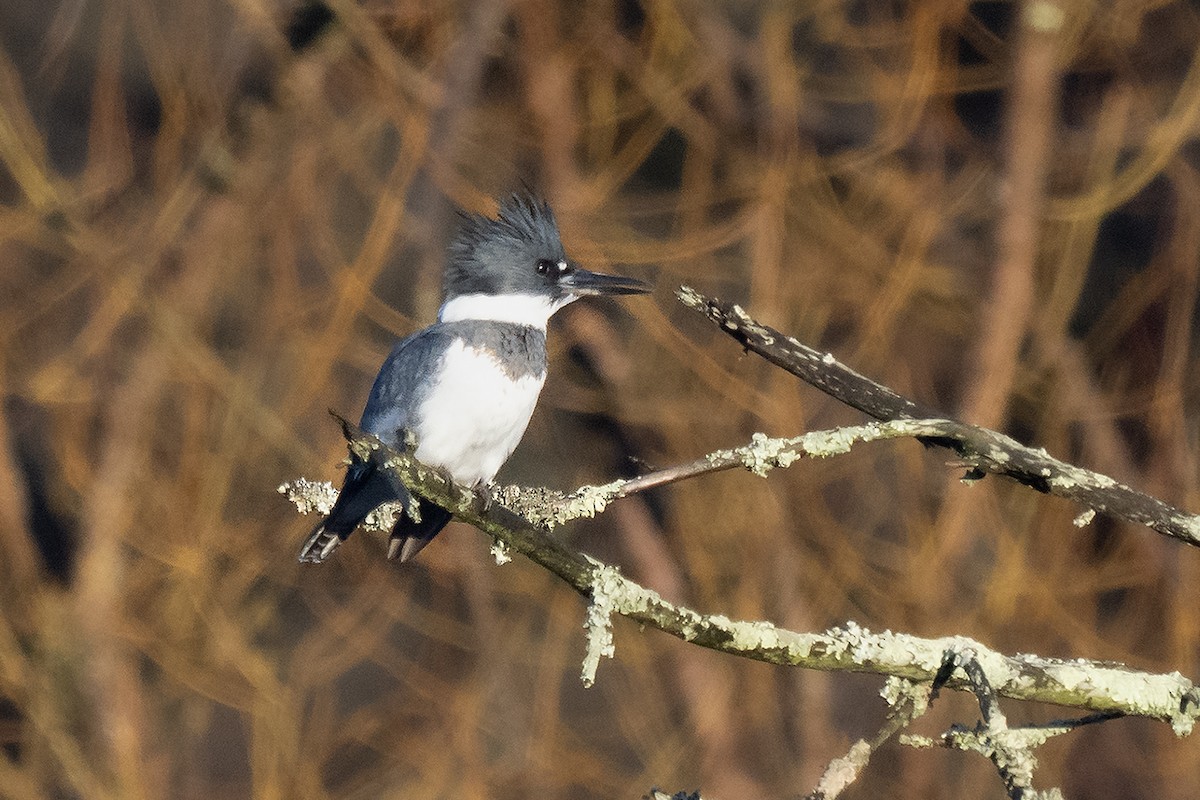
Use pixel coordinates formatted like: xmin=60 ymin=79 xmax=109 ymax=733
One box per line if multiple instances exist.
xmin=280 ymin=423 xmax=1200 ymax=732
xmin=900 ymin=645 xmax=1121 ymax=800
xmin=804 ymin=678 xmax=933 ymax=800
xmin=487 ymin=419 xmax=998 ymax=531
xmin=677 ymin=286 xmax=1200 ymax=548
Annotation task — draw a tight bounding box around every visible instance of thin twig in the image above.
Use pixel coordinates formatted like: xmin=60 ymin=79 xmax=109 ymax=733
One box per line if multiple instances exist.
xmin=804 ymin=679 xmax=933 ymax=800
xmin=492 ymin=420 xmax=972 ymax=529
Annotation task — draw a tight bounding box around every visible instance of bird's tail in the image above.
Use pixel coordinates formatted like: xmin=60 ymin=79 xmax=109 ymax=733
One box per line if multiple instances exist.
xmin=385 ymin=498 xmax=453 ymax=562
xmin=298 ymin=523 xmax=342 ymax=564
xmin=298 ymin=460 xmax=409 ymax=563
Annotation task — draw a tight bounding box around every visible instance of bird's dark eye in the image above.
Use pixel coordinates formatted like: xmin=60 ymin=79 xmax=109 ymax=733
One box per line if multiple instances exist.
xmin=535 ymin=259 xmax=553 ymax=275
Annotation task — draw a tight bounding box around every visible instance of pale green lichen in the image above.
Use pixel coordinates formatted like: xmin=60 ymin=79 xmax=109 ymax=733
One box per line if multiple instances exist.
xmin=677 ymin=612 xmax=708 ymax=642
xmin=362 ymin=502 xmax=404 ymax=531
xmin=734 ymin=421 xmax=957 ymax=478
xmin=681 ymin=613 xmax=815 ymax=661
xmin=383 ymin=455 xmax=475 ymax=510
xmin=899 ymin=733 xmax=937 ymax=748
xmin=580 ymin=559 xmax=713 ymax=686
xmin=581 ymin=564 xmax=624 ymax=687
xmin=812 ymin=740 xmax=871 ymax=797
xmin=1170 ymin=513 xmax=1200 ymax=544
xmin=1172 ymin=685 xmax=1199 ymax=736
xmin=283 ymin=450 xmax=1200 ymax=737
xmin=278 ymin=478 xmax=338 ymax=515
xmin=490 ymin=540 xmax=512 ymax=565
xmin=1046 ymin=463 xmax=1117 ymax=492
xmin=942 ymin=725 xmax=1041 ymax=789
xmin=490 ymin=481 xmax=626 ymax=530
xmin=880 ymin=675 xmax=912 ymax=706
xmin=739 ymin=432 xmax=796 ymax=476
xmin=800 ymin=425 xmax=872 ymax=457
xmin=725 ymin=619 xmax=783 ymax=651
xmin=660 ymin=615 xmax=1196 ymax=732
xmin=553 ymin=480 xmax=626 ymax=525
xmin=491 ymin=484 xmax=567 ymax=524
xmin=736 ymin=429 xmax=828 ymax=476
xmin=278 ymin=477 xmax=401 ymax=532
xmin=1073 ymin=509 xmax=1096 ymax=528
xmin=880 ymin=676 xmax=930 ymax=715
xmin=940 ymin=716 xmax=1079 ymax=799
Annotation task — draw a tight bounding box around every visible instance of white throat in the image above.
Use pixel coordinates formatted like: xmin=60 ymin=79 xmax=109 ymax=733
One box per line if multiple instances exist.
xmin=438 ymin=292 xmax=576 ymax=327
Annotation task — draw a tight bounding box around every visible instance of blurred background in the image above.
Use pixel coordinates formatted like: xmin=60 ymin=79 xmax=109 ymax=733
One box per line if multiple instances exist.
xmin=2 ymin=0 xmax=1200 ymax=797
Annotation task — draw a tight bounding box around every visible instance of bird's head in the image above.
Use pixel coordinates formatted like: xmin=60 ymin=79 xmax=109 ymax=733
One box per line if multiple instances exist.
xmin=440 ymin=194 xmax=649 ymax=326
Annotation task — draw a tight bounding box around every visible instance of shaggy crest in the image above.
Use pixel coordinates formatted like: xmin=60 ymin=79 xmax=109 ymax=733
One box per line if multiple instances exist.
xmin=444 ymin=194 xmax=568 ymax=298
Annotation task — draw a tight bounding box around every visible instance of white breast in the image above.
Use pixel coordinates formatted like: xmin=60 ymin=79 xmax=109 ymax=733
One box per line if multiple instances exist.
xmin=412 ymin=339 xmax=546 ymax=486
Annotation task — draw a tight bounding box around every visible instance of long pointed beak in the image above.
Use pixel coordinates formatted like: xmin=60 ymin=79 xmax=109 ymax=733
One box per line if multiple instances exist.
xmin=560 ymin=267 xmax=651 ymax=296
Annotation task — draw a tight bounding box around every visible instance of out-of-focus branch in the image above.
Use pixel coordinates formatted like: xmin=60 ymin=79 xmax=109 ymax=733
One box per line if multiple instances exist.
xmin=281 ymin=422 xmax=1200 ymax=731
xmin=958 ymin=0 xmax=1061 ymax=429
xmin=678 ymin=286 xmax=1200 ymax=549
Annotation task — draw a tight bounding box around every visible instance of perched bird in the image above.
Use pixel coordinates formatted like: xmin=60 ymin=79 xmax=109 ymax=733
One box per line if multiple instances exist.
xmin=299 ymin=195 xmax=650 ymax=564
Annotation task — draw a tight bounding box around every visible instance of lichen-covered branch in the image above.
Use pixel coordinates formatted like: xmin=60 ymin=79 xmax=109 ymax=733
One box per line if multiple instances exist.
xmin=488 ymin=419 xmax=985 ymax=530
xmin=900 ymin=646 xmax=1121 ymax=800
xmin=805 ymin=678 xmax=933 ymax=800
xmin=940 ymin=647 xmax=1044 ymax=799
xmin=678 ymin=286 xmax=1200 ymax=548
xmin=280 ymin=425 xmax=1200 ymax=733
xmin=805 ymin=646 xmax=1123 ymax=800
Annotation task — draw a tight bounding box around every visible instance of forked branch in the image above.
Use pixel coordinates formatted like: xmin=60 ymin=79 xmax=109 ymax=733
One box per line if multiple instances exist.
xmin=279 ymin=423 xmax=1200 ymax=732
xmin=283 ymin=288 xmax=1200 ymax=799
xmin=677 ymin=286 xmax=1200 ymax=548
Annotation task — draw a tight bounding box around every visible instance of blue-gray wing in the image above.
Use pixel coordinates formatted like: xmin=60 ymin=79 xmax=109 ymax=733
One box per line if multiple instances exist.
xmin=359 ymin=326 xmax=454 ymax=447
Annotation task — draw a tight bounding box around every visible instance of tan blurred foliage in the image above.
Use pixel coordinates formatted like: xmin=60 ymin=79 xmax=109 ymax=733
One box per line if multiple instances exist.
xmin=1 ymin=0 xmax=1199 ymax=797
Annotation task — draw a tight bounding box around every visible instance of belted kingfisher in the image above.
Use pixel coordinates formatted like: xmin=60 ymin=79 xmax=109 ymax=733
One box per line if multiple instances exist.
xmin=299 ymin=195 xmax=650 ymax=564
